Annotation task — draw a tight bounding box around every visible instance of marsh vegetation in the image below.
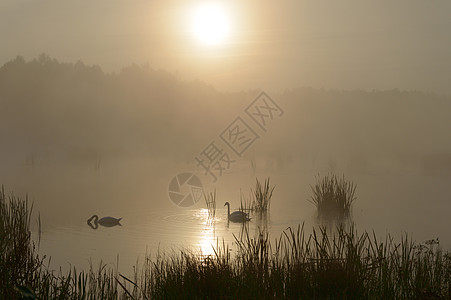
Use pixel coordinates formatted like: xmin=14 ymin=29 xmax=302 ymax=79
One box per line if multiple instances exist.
xmin=2 ymin=186 xmax=451 ymax=299
xmin=238 ymin=177 xmax=275 ymax=214
xmin=309 ymin=174 xmax=357 ymax=221
xmin=204 ymin=190 xmax=216 ymax=221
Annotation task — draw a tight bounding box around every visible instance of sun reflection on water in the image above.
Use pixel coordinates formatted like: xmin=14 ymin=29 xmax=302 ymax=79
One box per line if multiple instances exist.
xmin=194 ymin=208 xmax=218 ymax=258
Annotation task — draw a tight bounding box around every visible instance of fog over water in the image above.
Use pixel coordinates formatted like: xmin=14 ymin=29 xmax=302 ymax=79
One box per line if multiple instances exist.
xmin=0 ymin=57 xmax=450 ymax=274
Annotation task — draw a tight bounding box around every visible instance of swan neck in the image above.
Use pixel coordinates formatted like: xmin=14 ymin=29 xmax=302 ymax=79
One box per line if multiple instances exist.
xmin=88 ymin=221 xmax=98 ymax=230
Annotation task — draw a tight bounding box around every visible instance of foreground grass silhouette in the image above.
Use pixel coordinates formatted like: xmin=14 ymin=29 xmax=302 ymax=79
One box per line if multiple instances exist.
xmin=1 ymin=186 xmax=450 ymax=299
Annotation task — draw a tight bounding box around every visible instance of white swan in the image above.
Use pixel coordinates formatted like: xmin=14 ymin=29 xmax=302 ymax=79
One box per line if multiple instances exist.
xmin=224 ymin=202 xmax=250 ymax=223
xmin=87 ymin=215 xmax=122 ymax=228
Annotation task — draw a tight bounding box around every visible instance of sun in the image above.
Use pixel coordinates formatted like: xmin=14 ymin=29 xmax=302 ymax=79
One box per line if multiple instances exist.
xmin=190 ymin=2 xmax=231 ymax=46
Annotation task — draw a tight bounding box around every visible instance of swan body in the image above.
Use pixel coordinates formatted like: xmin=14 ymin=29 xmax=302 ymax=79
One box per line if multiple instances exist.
xmin=87 ymin=215 xmax=122 ymax=228
xmin=224 ymin=202 xmax=250 ymax=223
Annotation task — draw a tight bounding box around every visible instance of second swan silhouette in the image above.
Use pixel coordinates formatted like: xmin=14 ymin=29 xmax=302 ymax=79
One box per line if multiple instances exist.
xmin=87 ymin=215 xmax=122 ymax=229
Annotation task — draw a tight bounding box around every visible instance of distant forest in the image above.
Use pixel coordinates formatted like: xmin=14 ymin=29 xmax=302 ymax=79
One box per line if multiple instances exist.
xmin=1 ymin=55 xmax=450 ymax=175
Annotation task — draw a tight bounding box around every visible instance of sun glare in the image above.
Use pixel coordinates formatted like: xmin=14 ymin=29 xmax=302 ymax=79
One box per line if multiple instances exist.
xmin=190 ymin=2 xmax=231 ymax=46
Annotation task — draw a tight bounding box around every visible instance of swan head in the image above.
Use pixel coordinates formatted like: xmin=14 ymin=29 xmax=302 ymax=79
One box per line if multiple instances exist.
xmin=224 ymin=202 xmax=230 ymax=207
xmin=87 ymin=214 xmax=99 ymax=224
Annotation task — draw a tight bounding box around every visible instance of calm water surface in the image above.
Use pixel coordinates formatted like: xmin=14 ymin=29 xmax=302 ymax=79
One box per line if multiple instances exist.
xmin=4 ymin=158 xmax=449 ymax=275
xmin=36 ymin=205 xmax=316 ymax=275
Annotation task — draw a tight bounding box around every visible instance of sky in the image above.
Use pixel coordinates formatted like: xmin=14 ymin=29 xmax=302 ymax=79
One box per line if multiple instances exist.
xmin=1 ymin=0 xmax=451 ymax=95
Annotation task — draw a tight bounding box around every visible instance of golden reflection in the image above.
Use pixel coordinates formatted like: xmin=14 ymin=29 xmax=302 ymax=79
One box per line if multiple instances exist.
xmin=195 ymin=208 xmax=217 ymax=258
xmin=192 ymin=208 xmax=270 ymax=259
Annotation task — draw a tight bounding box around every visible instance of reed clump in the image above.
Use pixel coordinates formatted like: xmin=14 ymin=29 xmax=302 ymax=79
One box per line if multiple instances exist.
xmin=0 ymin=186 xmax=41 ymax=298
xmin=239 ymin=189 xmax=254 ymax=213
xmin=309 ymin=174 xmax=356 ymax=220
xmin=252 ymin=177 xmax=275 ymax=212
xmin=204 ymin=189 xmax=216 ymax=220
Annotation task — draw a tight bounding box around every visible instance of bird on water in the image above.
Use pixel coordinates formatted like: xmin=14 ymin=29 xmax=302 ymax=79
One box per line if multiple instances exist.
xmin=87 ymin=215 xmax=122 ymax=229
xmin=224 ymin=202 xmax=250 ymax=223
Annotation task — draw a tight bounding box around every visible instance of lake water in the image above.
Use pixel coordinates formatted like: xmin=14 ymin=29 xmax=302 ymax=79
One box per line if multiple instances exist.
xmin=2 ymin=157 xmax=451 ymax=276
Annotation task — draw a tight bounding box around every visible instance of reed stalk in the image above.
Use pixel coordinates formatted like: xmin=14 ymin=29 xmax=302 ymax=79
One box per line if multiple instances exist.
xmin=203 ymin=189 xmax=216 ymax=220
xmin=252 ymin=177 xmax=275 ymax=212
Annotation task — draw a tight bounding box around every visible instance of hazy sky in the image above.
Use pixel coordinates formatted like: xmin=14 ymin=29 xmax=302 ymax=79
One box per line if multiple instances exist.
xmin=1 ymin=0 xmax=450 ymax=95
